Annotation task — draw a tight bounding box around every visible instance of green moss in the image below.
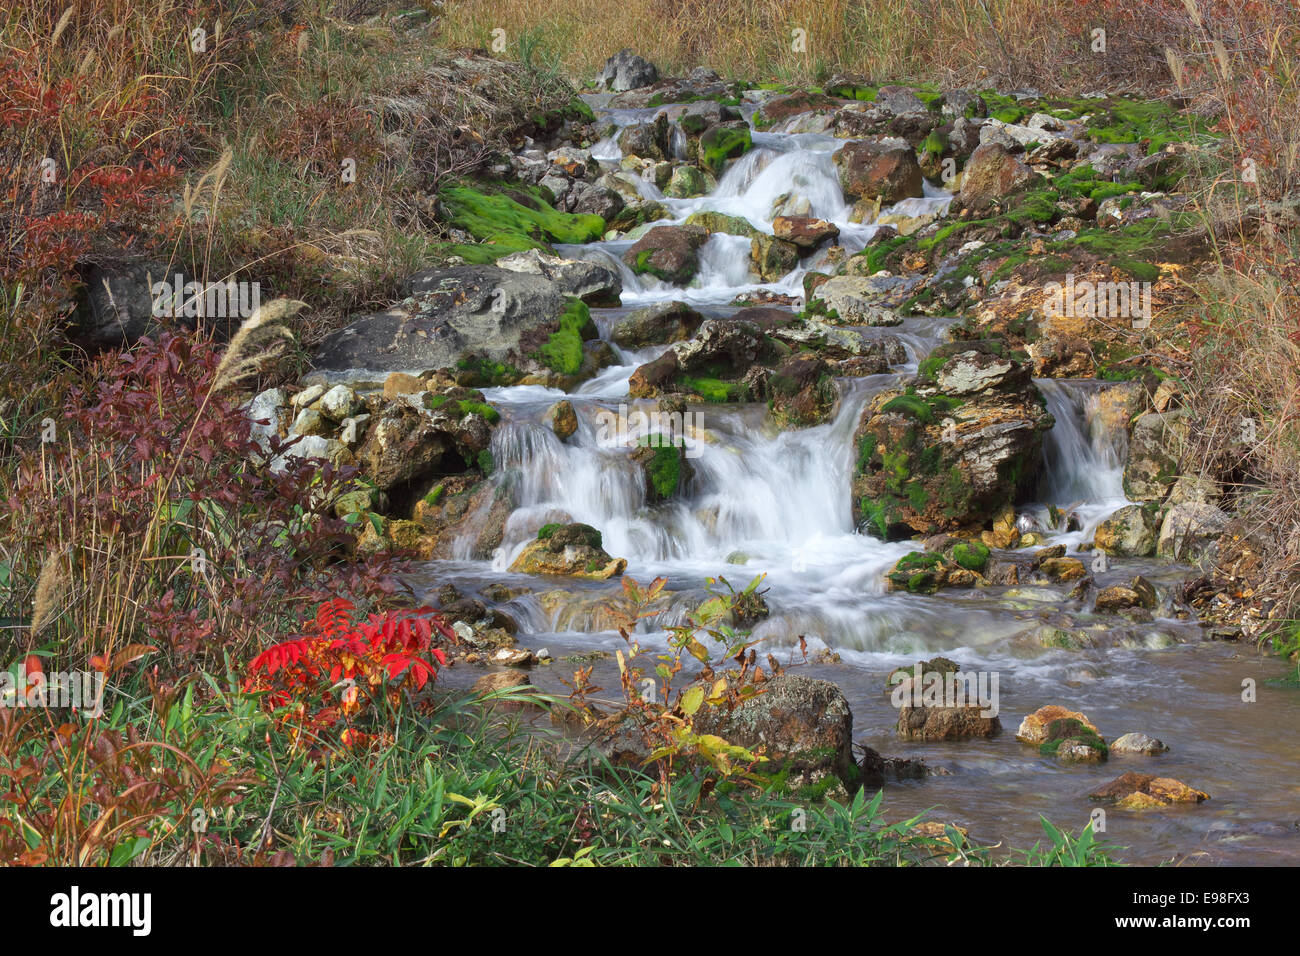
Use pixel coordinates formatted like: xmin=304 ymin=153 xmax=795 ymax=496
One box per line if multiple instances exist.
xmin=951 ymin=540 xmax=990 ymax=571
xmin=457 ymin=400 xmax=501 ymax=424
xmin=537 ymin=523 xmax=563 ymax=540
xmin=858 ymin=235 xmax=911 ymax=275
xmin=699 ymin=125 xmax=753 ymax=175
xmin=990 ymin=106 xmax=1025 ymax=124
xmin=1083 ymin=97 xmax=1212 ymax=155
xmin=920 ymin=128 xmax=947 ymax=158
xmin=422 ymin=483 xmax=445 ymax=506
xmin=438 ymin=183 xmax=605 ymax=259
xmin=477 ymin=448 xmax=495 ymax=475
xmin=638 ymin=435 xmax=683 ymax=498
xmin=678 ymin=376 xmax=749 ymax=403
xmin=455 ymin=357 xmax=524 ymax=387
xmin=858 ymin=497 xmax=890 ymax=539
xmin=534 ymin=298 xmax=596 ymax=375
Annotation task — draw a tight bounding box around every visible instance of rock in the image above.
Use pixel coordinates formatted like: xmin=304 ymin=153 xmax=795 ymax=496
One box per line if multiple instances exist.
xmin=630 ymin=436 xmax=693 ymax=501
xmin=508 ymin=522 xmax=626 ymax=579
xmin=1088 ymin=771 xmax=1209 ymax=809
xmin=544 ymin=400 xmax=578 ymax=440
xmin=684 ymin=211 xmax=762 ymax=239
xmin=858 ymin=746 xmax=932 ymax=785
xmin=270 ymin=435 xmax=352 ymax=473
xmin=610 ymin=300 xmax=705 ymax=347
xmin=623 ymin=224 xmax=709 ymax=285
xmin=599 ymin=49 xmax=658 ymax=92
xmin=755 ymin=92 xmax=841 ymax=128
xmin=663 ymin=164 xmax=714 ymax=198
xmin=565 ymin=180 xmax=626 ymax=220
xmin=1124 ymin=409 xmax=1188 ymax=502
xmin=749 ymin=234 xmax=802 ymax=281
xmin=246 ymin=388 xmax=290 ymax=454
xmin=1038 ymin=556 xmax=1087 ymax=582
xmin=1094 ymin=504 xmax=1157 ymax=557
xmin=1016 ymin=704 xmax=1099 ymax=743
xmin=959 ymin=142 xmax=1034 ymax=211
xmin=383 ymin=372 xmax=425 ymax=399
xmin=698 ymin=122 xmax=753 ymax=175
xmin=71 ymin=261 xmax=244 ymax=348
xmin=896 ymin=697 xmax=1002 ymax=741
xmin=768 ymin=352 xmax=838 ymax=429
xmin=691 ymin=675 xmax=857 ymax=794
xmin=628 ymin=351 xmax=680 ymax=398
xmin=1095 ymin=576 xmax=1156 ymax=612
xmin=617 ymin=113 xmax=671 ymax=161
xmin=770 ymin=192 xmax=813 ymax=219
xmin=290 ymin=407 xmax=332 ymax=438
xmin=772 ymin=216 xmax=840 ymax=251
xmin=495 ymin=249 xmax=622 ymax=305
xmin=940 ymin=89 xmax=986 ymax=118
xmin=1110 ymin=732 xmax=1168 ymax=756
xmin=808 ymin=276 xmax=904 ymax=325
xmin=318 ymin=384 xmax=362 ymax=421
xmin=833 ymin=139 xmax=924 ymax=204
xmin=311 ymin=265 xmax=572 ymax=381
xmin=360 ymin=402 xmax=466 ymax=491
xmin=873 ymin=85 xmax=929 ymax=115
xmin=1157 ymin=501 xmax=1229 ymax=561
xmin=851 ymin=342 xmax=1052 ymax=537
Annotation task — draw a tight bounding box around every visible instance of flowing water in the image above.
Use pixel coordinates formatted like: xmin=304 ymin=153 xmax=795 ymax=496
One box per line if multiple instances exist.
xmin=411 ymin=98 xmax=1300 ymax=864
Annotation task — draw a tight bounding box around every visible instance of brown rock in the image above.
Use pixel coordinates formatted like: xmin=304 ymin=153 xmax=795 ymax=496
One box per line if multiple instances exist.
xmin=1088 ymin=771 xmax=1209 ymax=809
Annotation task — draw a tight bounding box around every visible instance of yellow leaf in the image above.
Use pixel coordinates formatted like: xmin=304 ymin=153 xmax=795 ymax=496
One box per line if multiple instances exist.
xmin=681 ymin=685 xmax=705 ymax=717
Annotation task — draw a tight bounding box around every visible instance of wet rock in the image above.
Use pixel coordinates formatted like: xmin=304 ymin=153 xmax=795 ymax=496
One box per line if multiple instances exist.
xmin=858 ymin=745 xmax=932 ymax=784
xmin=1038 ymin=556 xmax=1088 ymax=582
xmin=508 ymin=522 xmax=626 ymax=579
xmin=1094 ymin=504 xmax=1157 ymax=556
xmin=1088 ymin=771 xmax=1209 ymax=809
xmin=772 ymin=216 xmax=841 ymax=251
xmin=755 ymin=92 xmax=841 ymax=128
xmin=495 ymin=248 xmax=622 ymax=305
xmin=691 ymin=674 xmax=857 ymax=795
xmin=623 ymin=224 xmax=709 ymax=285
xmin=611 ymin=300 xmax=705 ymax=347
xmin=768 ymin=352 xmax=838 ymax=429
xmin=896 ymin=698 xmax=1001 ymax=741
xmin=959 ymin=142 xmax=1033 ymax=212
xmin=631 ymin=436 xmax=693 ymax=501
xmin=834 ymin=139 xmax=924 ymax=205
xmin=543 ymin=399 xmax=578 ymax=440
xmin=684 ymin=210 xmax=762 ymax=239
xmin=599 ymin=49 xmax=659 ymax=92
xmin=1095 ymin=575 xmax=1157 ymax=612
xmin=750 ymin=234 xmax=802 ymax=281
xmin=663 ymin=165 xmax=714 ymax=199
xmin=1111 ymin=732 xmax=1168 ymax=756
xmin=617 ymin=113 xmax=671 ymax=161
xmin=1016 ymin=704 xmax=1099 ymax=743
xmin=851 ymin=342 xmax=1052 ymax=538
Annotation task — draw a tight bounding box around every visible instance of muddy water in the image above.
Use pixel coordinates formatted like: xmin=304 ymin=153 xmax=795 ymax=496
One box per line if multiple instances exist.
xmin=408 ymin=97 xmax=1300 ymax=865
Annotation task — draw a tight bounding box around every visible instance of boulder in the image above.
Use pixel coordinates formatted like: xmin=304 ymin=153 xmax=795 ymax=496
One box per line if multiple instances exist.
xmin=1094 ymin=504 xmax=1157 ymax=557
xmin=697 ymin=122 xmax=753 ymax=175
xmin=495 ymin=249 xmax=622 ymax=305
xmin=610 ymin=300 xmax=705 ymax=347
xmin=772 ymin=216 xmax=840 ymax=251
xmin=749 ymin=234 xmax=802 ymax=281
xmin=1110 ymin=732 xmax=1168 ymax=756
xmin=508 ymin=522 xmax=626 ymax=579
xmin=959 ymin=142 xmax=1034 ymax=211
xmin=1157 ymin=501 xmax=1229 ymax=561
xmin=691 ymin=675 xmax=857 ymax=794
xmin=833 ymin=139 xmax=924 ymax=204
xmin=543 ymin=399 xmax=578 ymax=440
xmin=851 ymin=341 xmax=1052 ymax=537
xmin=598 ymin=49 xmax=658 ymax=92
xmin=808 ymin=276 xmax=904 ymax=326
xmin=1088 ymin=771 xmax=1209 ymax=809
xmin=1124 ymin=409 xmax=1187 ymax=502
xmin=311 ymin=266 xmax=573 ymax=382
xmin=616 ymin=113 xmax=671 ymax=161
xmin=623 ymin=224 xmax=709 ymax=285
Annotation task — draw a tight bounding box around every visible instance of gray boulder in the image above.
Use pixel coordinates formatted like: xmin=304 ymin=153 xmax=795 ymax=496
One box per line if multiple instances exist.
xmin=599 ymin=49 xmax=659 ymax=92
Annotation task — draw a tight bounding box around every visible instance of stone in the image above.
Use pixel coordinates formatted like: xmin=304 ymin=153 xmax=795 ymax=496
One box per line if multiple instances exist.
xmin=691 ymin=674 xmax=857 ymax=794
xmin=809 ymin=276 xmax=904 ymax=325
xmin=383 ymin=372 xmax=425 ymax=399
xmin=1088 ymin=771 xmax=1209 ymax=809
xmin=1157 ymin=501 xmax=1229 ymax=560
xmin=1094 ymin=504 xmax=1157 ymax=557
xmin=598 ymin=49 xmax=658 ymax=92
xmin=772 ymin=216 xmax=840 ymax=251
xmin=960 ymin=142 xmax=1033 ymax=211
xmin=622 ymin=224 xmax=709 ymax=285
xmin=1110 ymin=732 xmax=1168 ymax=756
xmin=834 ymin=139 xmax=924 ymax=204
xmin=749 ymin=234 xmax=802 ymax=281
xmin=544 ymin=400 xmax=578 ymax=440
xmin=610 ymin=300 xmax=705 ymax=347
xmin=1016 ymin=705 xmax=1100 ymax=743
xmin=495 ymin=248 xmax=622 ymax=305
xmin=508 ymin=523 xmax=626 ymax=580
xmin=246 ymin=388 xmax=290 ymax=454
xmin=318 ymin=384 xmax=362 ymax=421
xmin=290 ymin=407 xmax=332 ymax=438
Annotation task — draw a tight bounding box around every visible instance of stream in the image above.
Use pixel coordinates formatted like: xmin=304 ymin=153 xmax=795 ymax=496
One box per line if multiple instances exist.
xmin=411 ymin=96 xmax=1300 ymax=865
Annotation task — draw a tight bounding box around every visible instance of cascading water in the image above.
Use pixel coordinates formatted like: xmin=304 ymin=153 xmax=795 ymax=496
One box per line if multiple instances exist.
xmin=408 ymin=93 xmax=1300 ymax=865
